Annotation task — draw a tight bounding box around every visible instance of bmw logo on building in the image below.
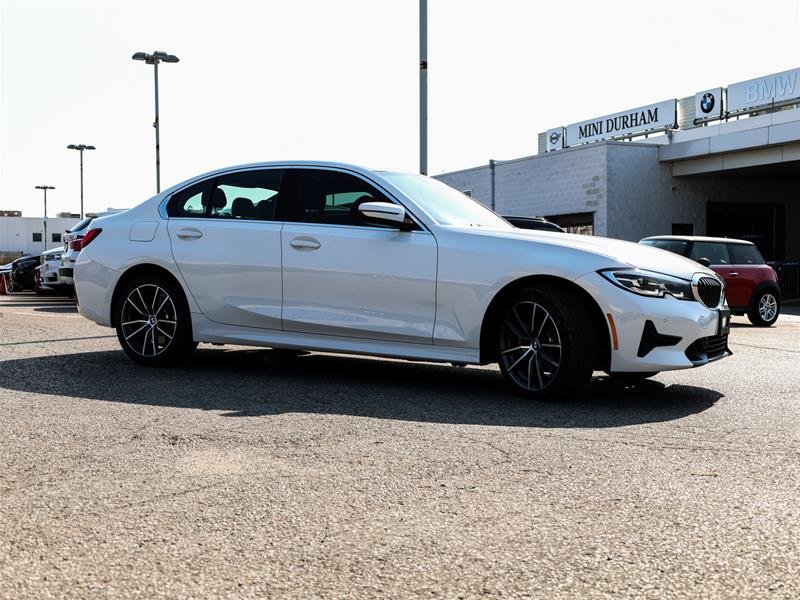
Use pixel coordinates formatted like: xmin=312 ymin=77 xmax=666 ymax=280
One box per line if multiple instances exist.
xmin=700 ymin=92 xmax=715 ymax=114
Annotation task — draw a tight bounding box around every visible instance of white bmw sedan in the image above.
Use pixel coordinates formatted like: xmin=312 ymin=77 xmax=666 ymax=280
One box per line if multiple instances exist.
xmin=75 ymin=161 xmax=730 ymax=399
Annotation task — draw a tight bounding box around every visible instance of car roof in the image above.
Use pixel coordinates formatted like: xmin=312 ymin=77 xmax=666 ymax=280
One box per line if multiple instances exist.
xmin=641 ymin=235 xmax=754 ymax=245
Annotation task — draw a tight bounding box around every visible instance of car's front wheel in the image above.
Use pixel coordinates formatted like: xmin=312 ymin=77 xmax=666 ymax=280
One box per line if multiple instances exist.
xmin=497 ymin=285 xmax=596 ymax=400
xmin=114 ymin=273 xmax=197 ymax=366
xmin=748 ymin=289 xmax=780 ymax=327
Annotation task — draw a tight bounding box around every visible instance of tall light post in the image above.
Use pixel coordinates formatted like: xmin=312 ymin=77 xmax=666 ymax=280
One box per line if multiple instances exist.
xmin=132 ymin=50 xmax=180 ymax=193
xmin=419 ymin=0 xmax=428 ymax=175
xmin=67 ymin=144 xmax=95 ymax=218
xmin=35 ymin=185 xmax=55 ymax=251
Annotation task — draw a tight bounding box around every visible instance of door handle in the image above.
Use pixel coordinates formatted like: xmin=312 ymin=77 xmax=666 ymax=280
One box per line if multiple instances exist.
xmin=176 ymin=228 xmax=203 ymax=240
xmin=290 ymin=237 xmax=321 ymax=251
xmin=729 ymin=272 xmax=739 ymax=277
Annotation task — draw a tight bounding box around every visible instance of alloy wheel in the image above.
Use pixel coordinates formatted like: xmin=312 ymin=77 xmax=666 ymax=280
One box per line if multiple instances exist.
xmin=758 ymin=293 xmax=778 ymax=323
xmin=120 ymin=284 xmax=178 ymax=357
xmin=499 ymin=301 xmax=562 ymax=391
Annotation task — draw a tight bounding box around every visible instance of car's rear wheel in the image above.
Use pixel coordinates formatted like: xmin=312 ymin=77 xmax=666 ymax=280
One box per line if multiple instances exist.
xmin=748 ymin=290 xmax=779 ymax=327
xmin=497 ymin=285 xmax=595 ymax=400
xmin=115 ymin=273 xmax=197 ymax=366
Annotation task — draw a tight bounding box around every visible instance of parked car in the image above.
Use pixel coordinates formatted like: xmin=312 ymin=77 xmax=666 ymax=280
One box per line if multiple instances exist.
xmin=640 ymin=235 xmax=780 ymax=327
xmin=6 ymin=254 xmax=40 ymax=293
xmin=503 ymin=216 xmax=565 ymax=233
xmin=35 ymin=247 xmax=69 ymax=294
xmin=75 ymin=161 xmax=730 ymax=400
xmin=0 ymin=261 xmax=12 ymax=294
xmin=60 ymin=211 xmax=124 ymax=288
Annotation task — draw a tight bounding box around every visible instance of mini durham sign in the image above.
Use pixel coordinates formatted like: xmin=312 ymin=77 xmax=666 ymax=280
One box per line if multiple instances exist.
xmin=565 ymin=99 xmax=677 ymax=146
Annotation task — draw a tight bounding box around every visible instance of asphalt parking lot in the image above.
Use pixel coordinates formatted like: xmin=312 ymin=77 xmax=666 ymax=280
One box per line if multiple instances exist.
xmin=1 ymin=293 xmax=799 ymax=598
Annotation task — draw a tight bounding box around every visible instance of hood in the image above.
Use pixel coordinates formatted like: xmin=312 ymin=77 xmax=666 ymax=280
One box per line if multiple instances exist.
xmin=449 ymin=226 xmax=715 ymax=281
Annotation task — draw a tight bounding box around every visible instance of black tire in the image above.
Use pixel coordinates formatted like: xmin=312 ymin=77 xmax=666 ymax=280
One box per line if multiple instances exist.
xmin=114 ymin=272 xmax=197 ymax=366
xmin=747 ymin=289 xmax=780 ymax=327
xmin=496 ymin=284 xmax=596 ymax=400
xmin=605 ymin=371 xmax=659 ymax=382
xmin=5 ymin=276 xmax=14 ymax=294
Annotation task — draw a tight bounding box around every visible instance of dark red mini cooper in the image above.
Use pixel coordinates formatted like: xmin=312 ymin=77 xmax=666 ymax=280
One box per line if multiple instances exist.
xmin=640 ymin=236 xmax=781 ymax=327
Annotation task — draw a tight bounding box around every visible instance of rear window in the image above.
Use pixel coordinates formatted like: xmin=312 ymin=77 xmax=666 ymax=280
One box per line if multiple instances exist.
xmin=641 ymin=239 xmax=689 ymax=255
xmin=68 ymin=217 xmax=94 ymax=233
xmin=728 ymin=244 xmax=764 ymax=265
xmin=689 ymin=242 xmax=730 ymax=265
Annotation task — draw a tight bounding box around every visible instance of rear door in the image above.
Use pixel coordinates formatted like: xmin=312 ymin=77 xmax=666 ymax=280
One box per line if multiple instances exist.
xmin=167 ymin=168 xmax=285 ymax=329
xmin=727 ymin=243 xmax=767 ymax=309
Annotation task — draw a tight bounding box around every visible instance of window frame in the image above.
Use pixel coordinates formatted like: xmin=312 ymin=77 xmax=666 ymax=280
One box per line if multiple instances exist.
xmin=687 ymin=241 xmax=731 ymax=266
xmin=277 ymin=167 xmax=427 ymax=232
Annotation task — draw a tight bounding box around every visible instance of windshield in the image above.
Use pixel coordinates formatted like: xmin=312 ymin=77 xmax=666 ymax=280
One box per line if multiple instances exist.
xmin=380 ymin=172 xmax=510 ymax=228
xmin=641 ymin=239 xmax=689 ymax=255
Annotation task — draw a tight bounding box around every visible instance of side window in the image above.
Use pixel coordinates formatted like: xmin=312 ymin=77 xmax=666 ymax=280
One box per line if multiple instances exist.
xmin=277 ymin=169 xmax=397 ymax=227
xmin=210 ymin=169 xmax=284 ymax=221
xmin=689 ymin=242 xmax=730 ymax=265
xmin=728 ymin=244 xmax=764 ymax=265
xmin=168 ymin=180 xmax=209 ymax=218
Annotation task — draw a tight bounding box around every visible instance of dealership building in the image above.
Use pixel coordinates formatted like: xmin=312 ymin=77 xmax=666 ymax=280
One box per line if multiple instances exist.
xmin=437 ymin=67 xmax=800 ymax=263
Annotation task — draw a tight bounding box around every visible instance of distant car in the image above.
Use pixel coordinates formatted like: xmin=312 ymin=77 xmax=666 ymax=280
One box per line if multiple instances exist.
xmin=60 ymin=211 xmax=127 ymax=289
xmin=7 ymin=254 xmax=40 ymax=293
xmin=640 ymin=235 xmax=780 ymax=327
xmin=59 ymin=216 xmax=97 ymax=287
xmin=35 ymin=247 xmax=69 ymax=294
xmin=0 ymin=262 xmax=12 ymax=294
xmin=503 ymin=216 xmax=565 ymax=233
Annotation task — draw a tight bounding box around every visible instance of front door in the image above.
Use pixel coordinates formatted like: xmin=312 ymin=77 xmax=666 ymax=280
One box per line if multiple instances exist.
xmin=167 ymin=168 xmax=285 ymax=329
xmin=278 ymin=168 xmax=437 ymax=344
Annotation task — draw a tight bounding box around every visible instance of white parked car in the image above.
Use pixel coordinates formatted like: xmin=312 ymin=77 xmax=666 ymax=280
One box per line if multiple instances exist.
xmin=36 ymin=247 xmax=68 ymax=294
xmin=74 ymin=162 xmax=730 ymax=399
xmin=60 ymin=211 xmax=125 ymax=288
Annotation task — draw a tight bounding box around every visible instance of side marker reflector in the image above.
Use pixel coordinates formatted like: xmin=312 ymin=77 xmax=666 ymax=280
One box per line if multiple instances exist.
xmin=607 ymin=313 xmax=619 ymax=350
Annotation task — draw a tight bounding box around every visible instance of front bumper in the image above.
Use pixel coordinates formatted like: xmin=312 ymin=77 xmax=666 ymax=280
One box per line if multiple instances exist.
xmin=577 ymin=271 xmax=731 ymax=372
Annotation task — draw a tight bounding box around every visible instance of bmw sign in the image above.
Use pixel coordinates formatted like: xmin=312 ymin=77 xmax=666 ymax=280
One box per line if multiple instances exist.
xmin=694 ymin=88 xmax=723 ymax=121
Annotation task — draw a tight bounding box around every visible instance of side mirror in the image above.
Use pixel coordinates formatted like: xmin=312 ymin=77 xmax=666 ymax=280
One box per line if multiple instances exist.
xmin=358 ymin=201 xmax=410 ymax=229
xmin=696 ymin=257 xmax=711 ymax=267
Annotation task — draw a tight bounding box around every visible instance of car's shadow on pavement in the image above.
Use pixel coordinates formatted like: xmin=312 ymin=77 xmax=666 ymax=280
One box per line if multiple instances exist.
xmin=0 ymin=347 xmax=723 ymax=428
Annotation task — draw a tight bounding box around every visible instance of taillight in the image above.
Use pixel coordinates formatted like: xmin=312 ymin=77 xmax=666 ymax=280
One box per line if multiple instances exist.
xmin=79 ymin=228 xmax=102 ymax=249
xmin=70 ymin=239 xmax=82 ymax=251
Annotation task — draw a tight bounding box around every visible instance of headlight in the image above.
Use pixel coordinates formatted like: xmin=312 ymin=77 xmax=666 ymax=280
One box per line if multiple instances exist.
xmin=599 ymin=268 xmax=693 ymax=300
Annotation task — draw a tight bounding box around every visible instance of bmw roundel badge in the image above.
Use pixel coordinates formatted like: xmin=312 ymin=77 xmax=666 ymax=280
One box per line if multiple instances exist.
xmin=700 ymin=93 xmax=715 ymax=114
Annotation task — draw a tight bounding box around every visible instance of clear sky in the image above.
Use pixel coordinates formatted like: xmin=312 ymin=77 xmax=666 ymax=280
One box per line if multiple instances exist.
xmin=2 ymin=0 xmax=799 ymax=218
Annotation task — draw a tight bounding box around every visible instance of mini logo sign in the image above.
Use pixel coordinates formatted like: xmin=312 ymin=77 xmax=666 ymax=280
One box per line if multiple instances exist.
xmin=546 ymin=127 xmax=564 ymax=152
xmin=700 ymin=92 xmax=715 ymax=114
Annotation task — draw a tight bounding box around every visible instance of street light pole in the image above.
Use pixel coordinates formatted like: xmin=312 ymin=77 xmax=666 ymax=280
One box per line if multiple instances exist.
xmin=67 ymin=144 xmax=95 ymax=218
xmin=132 ymin=50 xmax=179 ymax=193
xmin=35 ymin=185 xmax=55 ymax=251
